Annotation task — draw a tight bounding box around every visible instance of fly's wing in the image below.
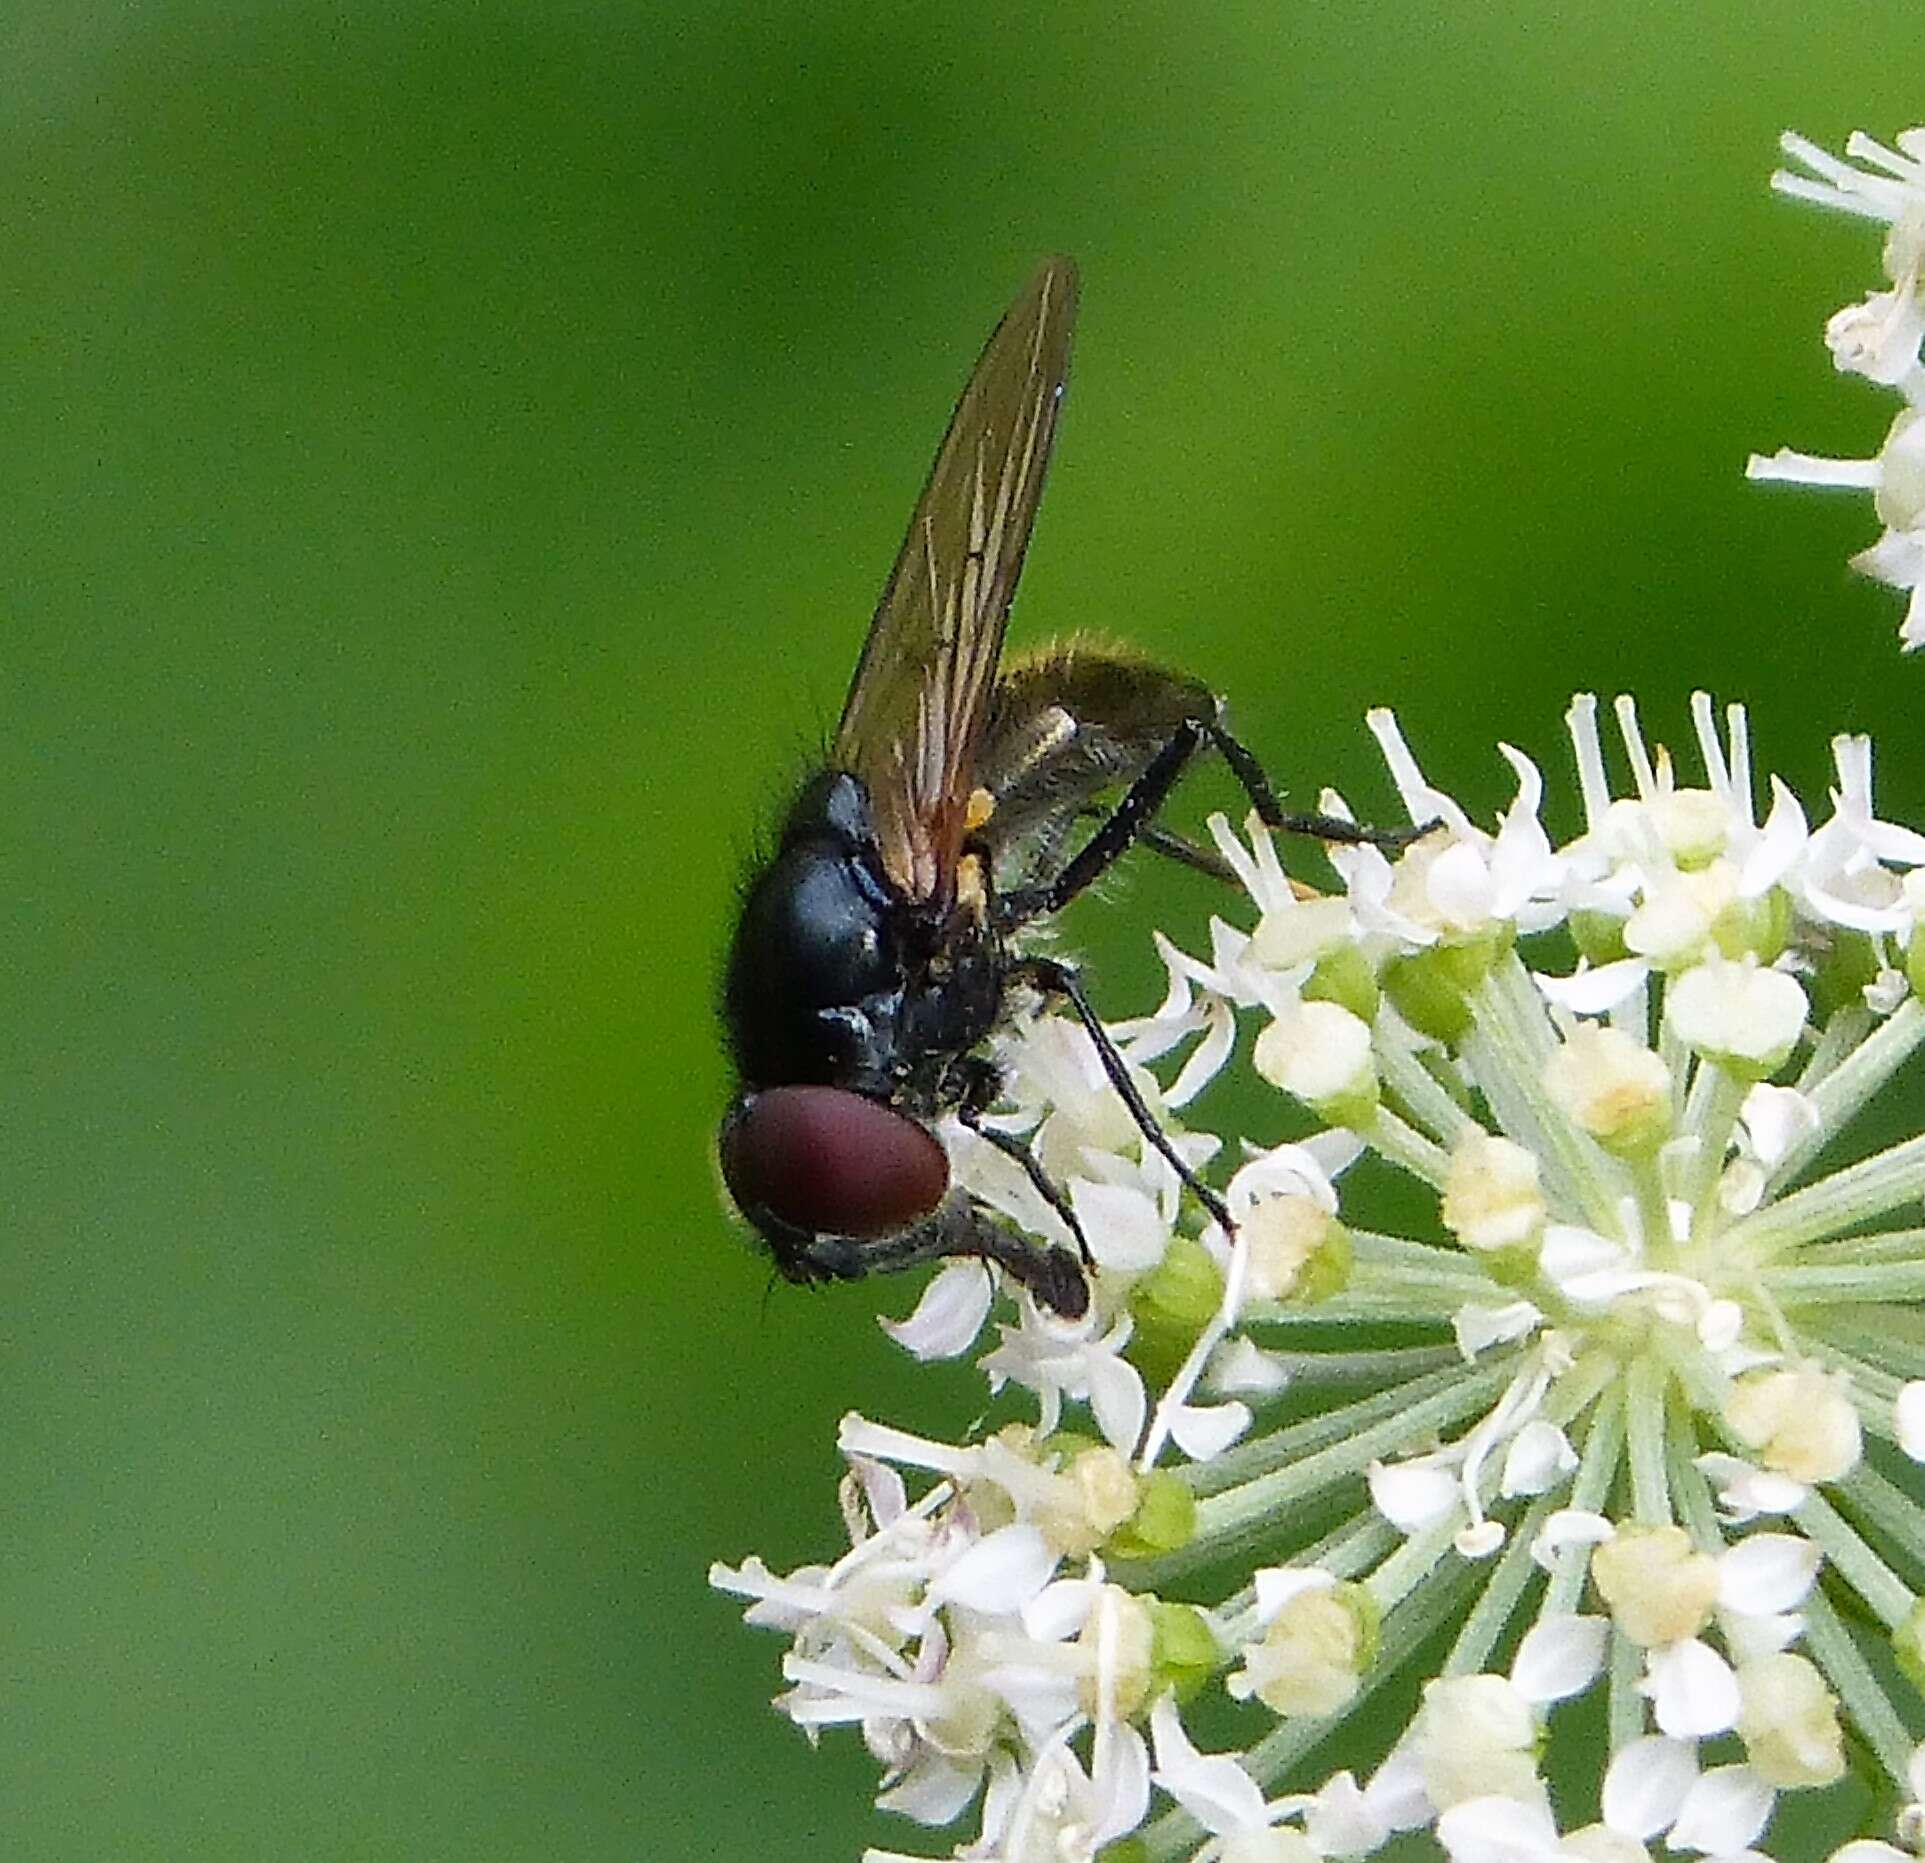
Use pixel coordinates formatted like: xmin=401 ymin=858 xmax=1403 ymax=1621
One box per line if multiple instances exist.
xmin=831 ymin=257 xmax=1078 ymax=902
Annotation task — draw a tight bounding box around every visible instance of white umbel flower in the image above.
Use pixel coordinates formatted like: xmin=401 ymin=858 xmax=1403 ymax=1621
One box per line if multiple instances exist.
xmin=1750 ymin=128 xmax=1925 ymax=647
xmin=717 ymin=694 xmax=1925 ymax=1863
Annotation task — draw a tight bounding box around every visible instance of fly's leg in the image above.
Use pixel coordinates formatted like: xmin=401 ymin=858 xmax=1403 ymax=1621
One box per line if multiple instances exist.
xmin=959 ymin=1111 xmax=1094 ymax=1267
xmin=997 ymin=704 xmax=1429 ymax=929
xmin=800 ymin=1198 xmax=1088 ymax=1319
xmin=952 ymin=1053 xmax=1093 ymax=1268
xmin=1008 ymin=952 xmax=1234 ymax=1240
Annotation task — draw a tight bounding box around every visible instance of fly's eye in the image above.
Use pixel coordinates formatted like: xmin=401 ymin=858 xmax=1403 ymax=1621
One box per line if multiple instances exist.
xmin=720 ymin=1086 xmax=949 ymax=1241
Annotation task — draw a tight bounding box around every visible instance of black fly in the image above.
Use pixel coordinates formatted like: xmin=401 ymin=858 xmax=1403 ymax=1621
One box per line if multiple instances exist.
xmin=719 ymin=258 xmax=1409 ymax=1320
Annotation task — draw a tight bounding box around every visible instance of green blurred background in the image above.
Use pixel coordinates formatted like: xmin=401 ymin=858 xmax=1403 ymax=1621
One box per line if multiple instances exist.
xmin=3 ymin=2 xmax=1921 ymax=1856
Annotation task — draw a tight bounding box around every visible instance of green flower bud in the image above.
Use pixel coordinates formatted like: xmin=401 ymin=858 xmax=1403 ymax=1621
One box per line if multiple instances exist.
xmin=1893 ymin=1596 xmax=1925 ymax=1692
xmin=1569 ymin=909 xmax=1630 ymax=966
xmin=1301 ymin=941 xmax=1380 ymax=1024
xmin=1127 ymin=1237 xmax=1224 ymax=1386
xmin=1107 ymin=1469 xmax=1196 ymax=1562
xmin=1147 ymin=1599 xmax=1220 ymax=1704
xmin=1382 ymin=927 xmax=1511 ymax=1043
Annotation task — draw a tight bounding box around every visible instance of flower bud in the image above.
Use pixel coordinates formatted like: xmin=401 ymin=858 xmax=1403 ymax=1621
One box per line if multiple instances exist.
xmin=1300 ymin=940 xmax=1381 ymax=1024
xmin=1382 ymin=929 xmax=1509 ymax=1043
xmin=1666 ymin=955 xmax=1808 ymax=1081
xmin=1242 ymin=1193 xmax=1352 ymax=1304
xmin=1895 ymin=1595 xmax=1925 ymax=1692
xmin=1037 ymin=1444 xmax=1139 ymax=1558
xmin=1736 ymin=1651 xmax=1846 ymax=1787
xmin=1646 ymin=788 xmax=1732 ymax=869
xmin=1562 ymin=1826 xmax=1652 ymax=1863
xmin=1543 ymin=1023 xmax=1672 ymax=1157
xmin=1624 ymin=863 xmax=1736 ymax=971
xmin=1724 ymin=1365 xmax=1863 ymax=1484
xmin=1106 ymin=1468 xmax=1196 ymax=1562
xmin=1219 ymin=1834 xmax=1320 ymax=1863
xmin=1254 ymin=1001 xmax=1379 ymax=1128
xmin=1075 ymin=1584 xmax=1156 ymax=1720
xmin=1228 ymin=1581 xmax=1377 ymax=1718
xmin=1441 ymin=1132 xmax=1545 ymax=1254
xmin=1129 ymin=1236 xmax=1226 ymax=1386
xmin=1417 ymin=1673 xmax=1542 ymax=1810
xmin=1147 ymin=1598 xmax=1219 ymax=1705
xmin=1589 ymin=1524 xmax=1719 ymax=1648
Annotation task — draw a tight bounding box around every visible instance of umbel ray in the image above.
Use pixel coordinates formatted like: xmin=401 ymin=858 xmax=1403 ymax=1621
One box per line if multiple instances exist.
xmin=719 ymin=256 xmax=1417 ymax=1321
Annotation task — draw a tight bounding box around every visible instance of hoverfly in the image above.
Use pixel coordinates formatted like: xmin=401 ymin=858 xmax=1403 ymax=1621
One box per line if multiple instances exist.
xmin=719 ymin=258 xmax=1405 ymax=1320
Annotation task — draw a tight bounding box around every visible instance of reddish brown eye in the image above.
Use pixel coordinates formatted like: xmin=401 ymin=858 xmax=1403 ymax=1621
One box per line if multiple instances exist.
xmin=720 ymin=1086 xmax=950 ymax=1240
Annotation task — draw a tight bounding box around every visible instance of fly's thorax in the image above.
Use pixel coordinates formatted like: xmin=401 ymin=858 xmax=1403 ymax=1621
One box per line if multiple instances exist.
xmin=723 ymin=772 xmax=910 ymax=1091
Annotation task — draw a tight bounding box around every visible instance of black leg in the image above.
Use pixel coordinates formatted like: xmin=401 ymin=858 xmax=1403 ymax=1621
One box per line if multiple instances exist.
xmin=782 ymin=1194 xmax=1089 ymax=1320
xmin=997 ymin=709 xmax=1428 ymax=932
xmin=960 ymin=1109 xmax=1094 ymax=1267
xmin=997 ymin=720 xmax=1206 ymax=926
xmin=1011 ymin=952 xmax=1235 ymax=1239
xmin=1207 ymin=717 xmax=1432 ymax=849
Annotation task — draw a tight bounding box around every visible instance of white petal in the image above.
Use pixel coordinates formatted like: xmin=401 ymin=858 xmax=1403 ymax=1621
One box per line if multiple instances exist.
xmin=1301 ymin=1771 xmax=1389 ymax=1856
xmin=1539 ymin=1224 xmax=1632 ymax=1288
xmin=1737 ymin=1083 xmax=1821 ymax=1169
xmin=880 ymin=1261 xmax=996 ymax=1360
xmin=1368 ymin=1457 xmax=1460 ymax=1532
xmin=1435 ymin=1794 xmax=1564 ymax=1863
xmin=1530 ymin=1508 xmax=1616 ymax=1571
xmin=1253 ymin=1564 xmax=1336 ymax=1625
xmin=1896 ymin=1380 xmax=1925 ymax=1460
xmin=1646 ymin=1637 xmax=1741 ymax=1738
xmin=1148 ymin=1694 xmax=1269 ymax=1836
xmin=1717 ymin=1534 xmax=1821 ymax=1614
xmin=1456 ymin=1518 xmax=1507 ymax=1558
xmin=1828 ymin=1845 xmax=1916 ymax=1863
xmin=1720 ymin=1608 xmax=1803 ymax=1662
xmin=927 ymin=1524 xmax=1055 ymax=1613
xmin=1208 ymin=1335 xmax=1291 ymax=1396
xmin=1072 ymin=1179 xmax=1170 ymax=1273
xmin=1501 ymin=1420 xmax=1578 ymax=1497
xmin=1086 ymin=1350 xmax=1148 ymax=1458
xmin=1091 ymin=1721 xmax=1151 ymax=1848
xmin=1738 ymin=779 xmax=1809 ymax=898
xmin=876 ymin=1751 xmax=983 ymax=1825
xmin=1022 ymin=1575 xmax=1100 ymax=1643
xmin=1695 ymin=1452 xmax=1809 ymax=1519
xmin=1167 ymin=1399 xmax=1252 ymax=1462
xmin=1601 ymin=1736 xmax=1698 ymax=1839
xmin=1535 ymin=957 xmax=1650 ymax=1014
xmin=1511 ymin=1613 xmax=1608 ymax=1703
xmin=1365 ymin=1742 xmax=1436 ymax=1830
xmin=1666 ymin=1764 xmax=1772 ymax=1855
xmin=1456 ymin=1299 xmax=1544 ymax=1359
xmin=1428 ymin=841 xmax=1499 ymax=931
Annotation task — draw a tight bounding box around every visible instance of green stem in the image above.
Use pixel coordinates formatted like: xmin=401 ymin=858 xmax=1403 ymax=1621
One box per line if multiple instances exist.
xmin=1724 ymin=1131 xmax=1925 ymax=1262
xmin=1442 ymin=1493 xmax=1557 ymax=1676
xmin=1360 ymin=1104 xmax=1452 ymax=1188
xmin=1795 ymin=1489 xmax=1916 ymax=1630
xmin=1625 ymin=1356 xmax=1672 ymax=1524
xmin=1544 ymin=1388 xmax=1626 ymax=1617
xmin=1776 ymin=999 xmax=1925 ymax=1193
xmin=1184 ymin=1365 xmax=1512 ymax=1558
xmin=1766 ymin=1261 xmax=1925 ymax=1305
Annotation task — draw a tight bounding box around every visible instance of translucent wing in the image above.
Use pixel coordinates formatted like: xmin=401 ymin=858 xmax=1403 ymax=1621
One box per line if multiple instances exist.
xmin=832 ymin=257 xmax=1078 ymax=901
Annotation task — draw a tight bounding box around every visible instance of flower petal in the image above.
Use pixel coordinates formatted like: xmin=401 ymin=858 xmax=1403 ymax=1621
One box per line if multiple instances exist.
xmin=1601 ymin=1735 xmax=1698 ymax=1839
xmin=1510 ymin=1613 xmax=1608 ymax=1704
xmin=880 ymin=1261 xmax=995 ymax=1360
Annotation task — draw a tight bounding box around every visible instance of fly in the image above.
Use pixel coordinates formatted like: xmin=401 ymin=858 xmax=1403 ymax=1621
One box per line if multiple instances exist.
xmin=718 ymin=257 xmax=1412 ymax=1319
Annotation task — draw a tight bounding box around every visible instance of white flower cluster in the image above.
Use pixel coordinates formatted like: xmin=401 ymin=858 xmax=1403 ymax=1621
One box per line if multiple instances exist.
xmin=713 ymin=688 xmax=1925 ymax=1863
xmin=1747 ymin=128 xmax=1925 ymax=648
